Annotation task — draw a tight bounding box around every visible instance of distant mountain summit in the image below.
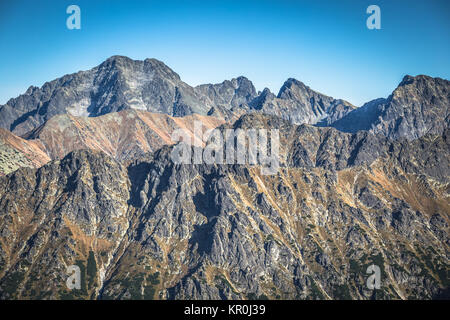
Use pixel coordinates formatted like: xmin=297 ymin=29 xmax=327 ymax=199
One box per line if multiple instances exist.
xmin=246 ymin=78 xmax=356 ymax=126
xmin=0 ymin=56 xmax=213 ymax=135
xmin=333 ymin=75 xmax=450 ymax=140
xmin=195 ymin=76 xmax=258 ymax=110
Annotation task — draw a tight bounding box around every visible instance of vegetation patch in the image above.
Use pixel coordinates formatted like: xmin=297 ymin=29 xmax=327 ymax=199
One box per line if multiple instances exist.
xmin=144 ymin=272 xmax=160 ymax=300
xmin=308 ymin=278 xmax=325 ymax=300
xmin=333 ymin=284 xmax=352 ymax=300
xmin=215 ymin=274 xmax=238 ymax=295
xmin=1 ymin=271 xmax=25 ymax=296
xmin=247 ymin=292 xmax=269 ymax=300
xmin=87 ymin=250 xmax=97 ymax=290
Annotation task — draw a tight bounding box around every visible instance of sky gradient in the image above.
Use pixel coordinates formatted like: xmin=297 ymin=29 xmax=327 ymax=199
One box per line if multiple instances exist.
xmin=0 ymin=0 xmax=449 ymax=106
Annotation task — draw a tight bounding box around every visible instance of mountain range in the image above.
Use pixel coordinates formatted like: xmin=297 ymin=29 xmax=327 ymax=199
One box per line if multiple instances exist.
xmin=0 ymin=56 xmax=448 ymax=300
xmin=0 ymin=55 xmax=357 ymax=135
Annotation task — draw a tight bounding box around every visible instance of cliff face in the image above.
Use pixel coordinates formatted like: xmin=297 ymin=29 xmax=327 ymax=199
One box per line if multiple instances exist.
xmin=0 ymin=115 xmax=448 ymax=300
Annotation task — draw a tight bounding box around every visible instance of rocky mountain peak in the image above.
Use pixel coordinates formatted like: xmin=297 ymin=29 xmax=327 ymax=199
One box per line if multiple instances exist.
xmin=332 ymin=74 xmax=449 ymax=140
xmin=277 ymin=78 xmax=312 ymax=99
xmin=247 ymin=77 xmax=354 ymax=126
xmin=232 ymin=75 xmax=253 ymax=86
xmin=398 ymin=74 xmax=439 ymax=87
xmin=398 ymin=74 xmax=415 ymax=86
xmin=393 ymin=74 xmax=449 ymax=100
xmin=98 ymin=55 xmax=182 ymax=83
xmin=0 ymin=53 xmax=449 ymax=301
xmin=248 ymin=88 xmax=275 ymax=110
xmin=0 ymin=57 xmax=362 ymax=137
xmin=102 ymin=54 xmax=134 ymax=65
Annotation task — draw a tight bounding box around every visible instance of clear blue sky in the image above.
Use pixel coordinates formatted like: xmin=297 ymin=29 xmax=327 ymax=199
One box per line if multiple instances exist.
xmin=0 ymin=0 xmax=449 ymax=106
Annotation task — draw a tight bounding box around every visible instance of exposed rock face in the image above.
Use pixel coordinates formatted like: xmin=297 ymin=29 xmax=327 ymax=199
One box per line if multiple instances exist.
xmin=248 ymin=79 xmax=356 ymax=126
xmin=0 ymin=150 xmax=130 ymax=299
xmin=0 ymin=128 xmax=50 ymax=175
xmin=195 ymin=76 xmax=258 ymax=110
xmin=0 ymin=114 xmax=448 ymax=300
xmin=333 ymin=75 xmax=450 ymax=140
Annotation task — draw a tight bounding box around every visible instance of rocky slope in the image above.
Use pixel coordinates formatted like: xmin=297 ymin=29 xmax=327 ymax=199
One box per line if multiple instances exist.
xmin=0 ymin=128 xmax=50 ymax=176
xmin=0 ymin=110 xmax=224 ymax=175
xmin=332 ymin=75 xmax=450 ymax=140
xmin=23 ymin=109 xmax=224 ymax=162
xmin=0 ymin=114 xmax=448 ymax=300
xmin=195 ymin=76 xmax=258 ymax=110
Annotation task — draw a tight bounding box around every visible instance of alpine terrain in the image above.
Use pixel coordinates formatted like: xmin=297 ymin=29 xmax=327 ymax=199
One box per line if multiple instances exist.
xmin=0 ymin=56 xmax=448 ymax=300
